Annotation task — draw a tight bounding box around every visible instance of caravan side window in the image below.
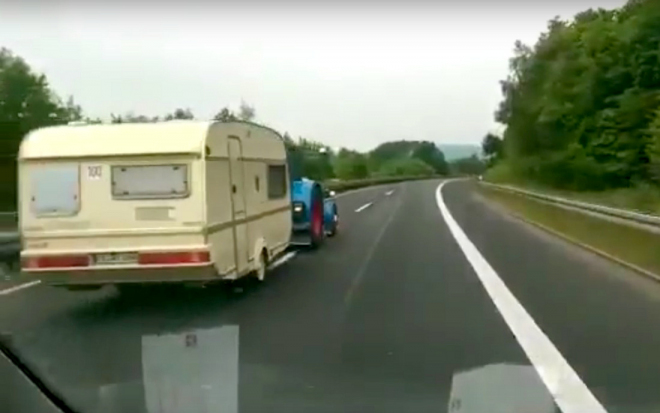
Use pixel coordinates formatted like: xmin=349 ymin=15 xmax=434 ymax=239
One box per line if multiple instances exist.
xmin=267 ymin=164 xmax=287 ymax=199
xmin=112 ymin=164 xmax=189 ymax=199
xmin=30 ymin=164 xmax=80 ymax=216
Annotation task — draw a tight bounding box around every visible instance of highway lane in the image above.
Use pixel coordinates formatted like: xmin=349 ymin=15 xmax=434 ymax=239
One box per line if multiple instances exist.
xmin=445 ymin=181 xmax=660 ymax=412
xmin=2 ymin=179 xmax=658 ymax=412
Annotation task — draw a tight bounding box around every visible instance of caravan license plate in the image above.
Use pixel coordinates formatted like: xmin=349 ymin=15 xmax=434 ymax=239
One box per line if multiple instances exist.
xmin=94 ymin=252 xmax=138 ymax=265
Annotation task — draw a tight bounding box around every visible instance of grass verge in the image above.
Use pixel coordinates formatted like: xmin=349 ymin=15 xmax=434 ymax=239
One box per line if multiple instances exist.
xmin=479 ymin=185 xmax=660 ymax=279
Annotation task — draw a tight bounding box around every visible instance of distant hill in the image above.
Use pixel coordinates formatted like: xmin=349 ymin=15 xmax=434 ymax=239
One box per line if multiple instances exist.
xmin=437 ymin=144 xmax=481 ymax=161
xmin=369 ymin=140 xmax=450 ymax=175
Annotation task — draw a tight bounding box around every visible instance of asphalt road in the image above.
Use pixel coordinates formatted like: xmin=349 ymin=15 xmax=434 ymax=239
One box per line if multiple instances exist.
xmin=2 ymin=179 xmax=660 ymax=412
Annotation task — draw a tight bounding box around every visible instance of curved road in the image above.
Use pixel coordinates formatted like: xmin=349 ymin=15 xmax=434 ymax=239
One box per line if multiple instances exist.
xmin=2 ymin=180 xmax=660 ymax=412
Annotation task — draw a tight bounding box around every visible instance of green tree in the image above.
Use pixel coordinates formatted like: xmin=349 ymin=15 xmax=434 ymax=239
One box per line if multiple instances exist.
xmin=494 ymin=0 xmax=660 ymax=190
xmin=238 ymin=102 xmax=255 ymax=122
xmin=482 ymin=133 xmax=504 ymax=167
xmin=369 ymin=140 xmax=448 ymax=175
xmin=0 ymin=48 xmax=73 ymax=209
xmin=369 ymin=140 xmax=418 ymax=169
xmin=214 ymin=107 xmax=237 ymax=122
xmin=63 ymin=96 xmax=83 ymax=122
xmin=450 ymin=155 xmax=487 ymax=176
xmin=295 ymin=137 xmax=334 ymax=180
xmin=411 ymin=141 xmax=449 ymax=175
xmin=482 ymin=133 xmax=503 ymax=158
xmin=333 ymin=148 xmax=369 ymax=180
xmin=376 ymin=158 xmax=435 ymax=177
xmin=282 ymin=132 xmax=295 ymax=148
xmin=111 ymin=112 xmax=158 ymax=123
xmin=164 ymin=108 xmax=194 ymax=120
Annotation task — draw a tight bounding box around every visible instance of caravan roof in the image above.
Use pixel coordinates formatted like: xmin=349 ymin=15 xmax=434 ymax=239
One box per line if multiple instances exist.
xmin=19 ymin=121 xmax=212 ymax=160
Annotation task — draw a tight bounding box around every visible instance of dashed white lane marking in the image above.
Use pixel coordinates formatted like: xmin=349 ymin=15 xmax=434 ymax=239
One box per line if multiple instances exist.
xmin=268 ymin=251 xmax=297 ymax=270
xmin=355 ymin=202 xmax=373 ymax=213
xmin=344 ymin=187 xmax=405 ymax=306
xmin=385 ymin=190 xmax=395 ymax=196
xmin=0 ymin=280 xmax=41 ymax=296
xmin=435 ymin=181 xmax=607 ymax=413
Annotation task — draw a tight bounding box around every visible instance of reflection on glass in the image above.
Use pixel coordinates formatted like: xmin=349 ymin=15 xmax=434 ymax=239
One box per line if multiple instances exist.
xmin=448 ymin=364 xmax=556 ymax=413
xmin=93 ymin=326 xmax=239 ymax=413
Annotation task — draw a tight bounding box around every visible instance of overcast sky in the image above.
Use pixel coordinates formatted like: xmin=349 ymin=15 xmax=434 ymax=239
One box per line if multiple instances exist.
xmin=0 ymin=1 xmax=626 ymax=152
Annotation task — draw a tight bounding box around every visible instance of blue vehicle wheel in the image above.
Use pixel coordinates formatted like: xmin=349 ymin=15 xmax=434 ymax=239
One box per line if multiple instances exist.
xmin=327 ymin=207 xmax=338 ymax=237
xmin=309 ymin=187 xmax=325 ymax=248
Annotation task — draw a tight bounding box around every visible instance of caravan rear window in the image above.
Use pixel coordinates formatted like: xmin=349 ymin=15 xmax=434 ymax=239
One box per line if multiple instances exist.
xmin=30 ymin=164 xmax=80 ymax=216
xmin=112 ymin=164 xmax=189 ymax=199
xmin=268 ymin=164 xmax=287 ymax=199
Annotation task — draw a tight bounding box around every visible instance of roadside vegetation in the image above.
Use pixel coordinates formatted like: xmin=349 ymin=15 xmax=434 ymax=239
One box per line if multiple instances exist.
xmin=482 ymin=0 xmax=660 ymax=214
xmin=479 ymin=185 xmax=660 ymax=278
xmin=476 ymin=0 xmax=660 ymax=276
xmin=0 ymin=47 xmax=486 ymax=211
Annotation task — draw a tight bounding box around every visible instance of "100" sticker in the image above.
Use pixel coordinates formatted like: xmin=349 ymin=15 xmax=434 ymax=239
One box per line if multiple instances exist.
xmin=87 ymin=165 xmax=102 ymax=180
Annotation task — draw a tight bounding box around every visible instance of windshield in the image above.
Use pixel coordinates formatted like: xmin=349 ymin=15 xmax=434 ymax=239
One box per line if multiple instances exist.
xmin=0 ymin=293 xmax=563 ymax=413
xmin=3 ymin=1 xmax=660 ymax=413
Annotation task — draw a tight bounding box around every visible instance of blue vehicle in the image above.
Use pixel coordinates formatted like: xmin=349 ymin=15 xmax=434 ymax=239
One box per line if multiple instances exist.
xmin=286 ymin=148 xmax=339 ymax=248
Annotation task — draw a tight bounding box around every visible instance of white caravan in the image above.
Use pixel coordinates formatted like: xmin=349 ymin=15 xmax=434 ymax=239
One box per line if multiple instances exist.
xmin=18 ymin=120 xmax=292 ymax=289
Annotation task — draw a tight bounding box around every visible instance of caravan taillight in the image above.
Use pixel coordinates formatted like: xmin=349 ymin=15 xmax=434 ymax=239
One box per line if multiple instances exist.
xmin=23 ymin=255 xmax=90 ymax=269
xmin=138 ymin=251 xmax=211 ymax=266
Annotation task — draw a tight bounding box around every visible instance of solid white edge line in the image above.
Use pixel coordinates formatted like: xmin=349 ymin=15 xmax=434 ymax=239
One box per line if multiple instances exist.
xmin=355 ymin=202 xmax=373 ymax=213
xmin=268 ymin=251 xmax=297 ymax=270
xmin=435 ymin=181 xmax=607 ymax=413
xmin=0 ymin=280 xmax=41 ymax=296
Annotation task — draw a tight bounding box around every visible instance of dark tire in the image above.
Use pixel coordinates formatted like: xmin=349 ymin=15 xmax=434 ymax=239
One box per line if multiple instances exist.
xmin=309 ymin=195 xmax=325 ymax=249
xmin=327 ymin=208 xmax=338 ymax=237
xmin=310 ymin=230 xmax=324 ymax=248
xmin=254 ymin=250 xmax=268 ymax=282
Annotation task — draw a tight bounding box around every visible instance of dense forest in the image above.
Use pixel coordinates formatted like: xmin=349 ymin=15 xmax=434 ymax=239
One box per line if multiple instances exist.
xmin=486 ymin=0 xmax=660 ymax=191
xmin=0 ymin=47 xmax=484 ymax=210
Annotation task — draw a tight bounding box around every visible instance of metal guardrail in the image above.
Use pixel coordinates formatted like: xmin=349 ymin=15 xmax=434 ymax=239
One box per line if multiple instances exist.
xmin=480 ymin=182 xmax=660 ymax=229
xmin=0 ymin=212 xmax=19 ymax=267
xmin=0 ymin=212 xmax=17 ymax=233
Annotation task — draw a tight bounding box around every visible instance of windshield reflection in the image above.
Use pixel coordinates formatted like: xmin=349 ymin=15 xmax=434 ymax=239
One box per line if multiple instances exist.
xmin=448 ymin=364 xmax=555 ymax=413
xmin=4 ymin=279 xmax=657 ymax=413
xmin=6 ymin=322 xmax=564 ymax=413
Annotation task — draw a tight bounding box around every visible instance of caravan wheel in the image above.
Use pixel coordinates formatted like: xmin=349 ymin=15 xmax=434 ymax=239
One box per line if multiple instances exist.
xmin=255 ymin=251 xmax=268 ymax=282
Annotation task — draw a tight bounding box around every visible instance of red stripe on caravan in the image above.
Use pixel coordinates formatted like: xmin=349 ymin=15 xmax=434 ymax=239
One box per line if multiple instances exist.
xmin=138 ymin=251 xmax=211 ymax=265
xmin=23 ymin=255 xmax=91 ymax=269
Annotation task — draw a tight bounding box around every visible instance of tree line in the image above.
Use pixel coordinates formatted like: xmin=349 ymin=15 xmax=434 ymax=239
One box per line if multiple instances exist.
xmin=484 ymin=0 xmax=660 ymax=191
xmin=104 ymin=108 xmax=456 ymax=181
xmin=0 ymin=47 xmax=483 ymax=210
